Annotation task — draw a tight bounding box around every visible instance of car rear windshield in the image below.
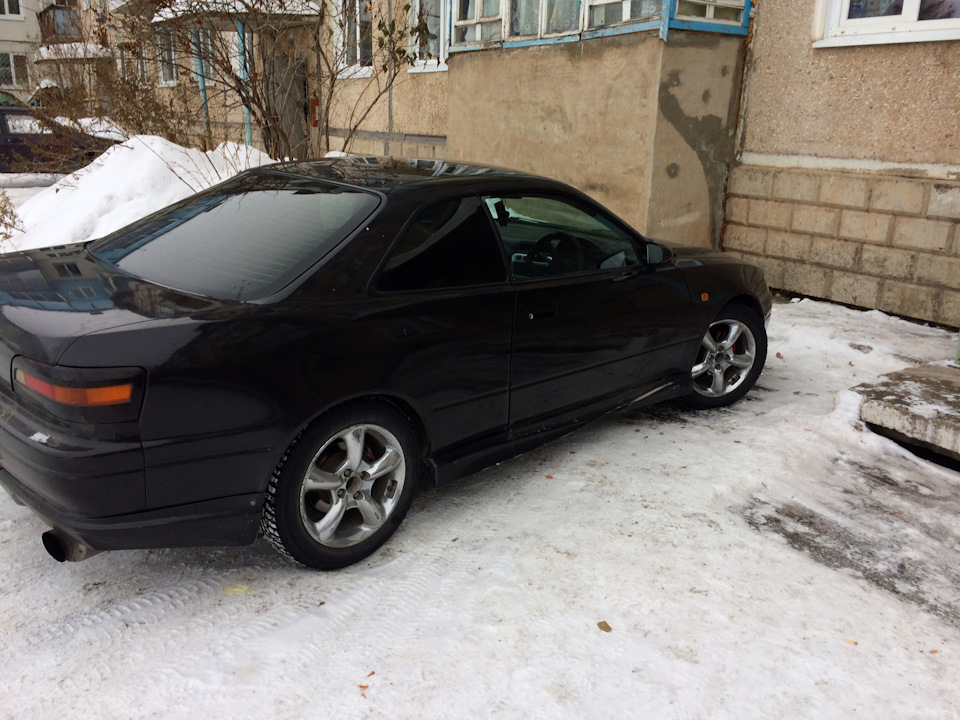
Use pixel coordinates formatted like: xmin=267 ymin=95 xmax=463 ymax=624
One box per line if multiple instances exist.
xmin=88 ymin=172 xmax=380 ymax=301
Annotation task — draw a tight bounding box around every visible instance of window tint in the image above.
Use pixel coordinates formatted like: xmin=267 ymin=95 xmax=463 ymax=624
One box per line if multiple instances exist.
xmin=377 ymin=195 xmax=506 ymax=291
xmin=89 ymin=174 xmax=380 ymax=301
xmin=483 ymin=195 xmax=639 ymax=280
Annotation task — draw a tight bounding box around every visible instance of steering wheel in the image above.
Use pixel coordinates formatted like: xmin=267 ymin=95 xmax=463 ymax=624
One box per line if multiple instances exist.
xmin=525 ymin=231 xmax=583 ymax=274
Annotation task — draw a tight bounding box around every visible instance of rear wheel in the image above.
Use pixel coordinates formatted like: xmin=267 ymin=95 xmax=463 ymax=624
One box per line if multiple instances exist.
xmin=261 ymin=401 xmax=419 ymax=570
xmin=684 ymin=304 xmax=766 ymax=409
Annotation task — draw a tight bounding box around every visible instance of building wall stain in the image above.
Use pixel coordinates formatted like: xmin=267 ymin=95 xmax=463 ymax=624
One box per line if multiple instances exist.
xmin=652 ymin=34 xmax=746 ymax=248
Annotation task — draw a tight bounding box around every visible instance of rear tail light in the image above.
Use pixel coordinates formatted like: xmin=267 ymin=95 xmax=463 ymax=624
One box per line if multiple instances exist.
xmin=11 ymin=356 xmax=145 ymax=423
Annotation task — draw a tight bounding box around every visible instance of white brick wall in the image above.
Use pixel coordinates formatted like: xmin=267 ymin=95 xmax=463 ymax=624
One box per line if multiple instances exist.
xmin=724 ymin=165 xmax=960 ymax=327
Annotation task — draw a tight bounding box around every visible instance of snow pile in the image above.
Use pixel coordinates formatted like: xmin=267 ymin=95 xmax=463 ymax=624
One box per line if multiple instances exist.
xmin=2 ymin=135 xmax=273 ymax=254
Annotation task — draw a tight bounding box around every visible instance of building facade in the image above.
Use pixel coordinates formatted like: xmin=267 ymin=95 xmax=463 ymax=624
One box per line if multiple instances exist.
xmin=329 ymin=0 xmax=754 ymax=245
xmin=0 ymin=0 xmax=40 ymax=103
xmin=724 ymin=0 xmax=960 ymax=327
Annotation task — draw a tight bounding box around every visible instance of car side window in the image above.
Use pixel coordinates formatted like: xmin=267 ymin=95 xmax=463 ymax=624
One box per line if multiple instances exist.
xmin=483 ymin=195 xmax=640 ymax=281
xmin=4 ymin=114 xmax=45 ymax=135
xmin=377 ymin=195 xmax=507 ymax=292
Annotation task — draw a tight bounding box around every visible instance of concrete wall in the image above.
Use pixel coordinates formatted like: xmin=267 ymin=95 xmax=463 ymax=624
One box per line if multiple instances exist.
xmin=446 ymin=33 xmax=663 ymax=233
xmin=328 ymin=68 xmax=447 ymax=156
xmin=727 ymin=0 xmax=960 ymax=327
xmin=446 ymin=30 xmax=744 ymax=246
xmin=648 ymin=32 xmax=744 ymax=247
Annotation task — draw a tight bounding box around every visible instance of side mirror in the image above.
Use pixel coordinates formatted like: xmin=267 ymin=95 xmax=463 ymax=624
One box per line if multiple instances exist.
xmin=645 ymin=242 xmax=665 ymax=265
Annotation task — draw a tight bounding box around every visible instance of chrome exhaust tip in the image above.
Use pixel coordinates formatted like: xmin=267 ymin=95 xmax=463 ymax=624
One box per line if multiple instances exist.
xmin=42 ymin=530 xmax=101 ymax=562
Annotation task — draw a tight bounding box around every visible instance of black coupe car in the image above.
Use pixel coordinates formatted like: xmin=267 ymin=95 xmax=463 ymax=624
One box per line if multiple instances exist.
xmin=0 ymin=107 xmax=116 ymax=173
xmin=0 ymin=157 xmax=771 ymax=570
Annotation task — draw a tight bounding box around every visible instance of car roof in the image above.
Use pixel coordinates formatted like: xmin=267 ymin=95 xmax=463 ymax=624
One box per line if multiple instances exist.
xmin=260 ymin=156 xmax=560 ymax=194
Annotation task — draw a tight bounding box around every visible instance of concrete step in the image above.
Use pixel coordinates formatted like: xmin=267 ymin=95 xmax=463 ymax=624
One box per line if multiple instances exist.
xmin=851 ymin=363 xmax=960 ymax=462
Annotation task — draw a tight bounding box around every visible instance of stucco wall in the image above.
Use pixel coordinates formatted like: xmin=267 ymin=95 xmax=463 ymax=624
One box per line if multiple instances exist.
xmin=325 ymin=65 xmax=447 ymax=153
xmin=0 ymin=0 xmax=41 ymax=45
xmin=740 ymin=0 xmax=960 ymax=165
xmin=445 ymin=34 xmax=663 ymax=232
xmin=392 ymin=71 xmax=447 ymax=137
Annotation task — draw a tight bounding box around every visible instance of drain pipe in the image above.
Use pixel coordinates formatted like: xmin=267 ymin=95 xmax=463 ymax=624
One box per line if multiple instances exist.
xmin=192 ymin=29 xmax=212 ymax=148
xmin=42 ymin=530 xmax=101 ymax=562
xmin=237 ymin=21 xmax=253 ymax=147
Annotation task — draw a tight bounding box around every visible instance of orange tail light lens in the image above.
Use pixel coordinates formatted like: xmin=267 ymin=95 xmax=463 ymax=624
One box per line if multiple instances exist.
xmin=11 ymin=357 xmax=145 ymax=423
xmin=14 ymin=368 xmax=133 ymax=406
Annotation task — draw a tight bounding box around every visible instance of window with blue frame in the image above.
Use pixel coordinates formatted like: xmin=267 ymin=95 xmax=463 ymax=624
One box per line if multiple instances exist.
xmin=450 ymin=0 xmax=750 ymax=48
xmin=675 ymin=0 xmax=745 ymax=24
xmin=588 ymin=0 xmax=660 ymax=28
xmin=454 ymin=0 xmax=504 ymax=42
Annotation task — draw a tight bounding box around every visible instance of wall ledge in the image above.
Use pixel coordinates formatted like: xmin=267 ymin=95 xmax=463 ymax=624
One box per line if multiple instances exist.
xmin=739 ymin=152 xmax=960 ymax=182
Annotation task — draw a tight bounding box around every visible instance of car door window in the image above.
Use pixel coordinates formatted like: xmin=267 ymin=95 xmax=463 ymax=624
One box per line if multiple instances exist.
xmin=483 ymin=195 xmax=640 ymax=280
xmin=5 ymin=114 xmax=46 ymax=135
xmin=377 ymin=195 xmax=507 ymax=292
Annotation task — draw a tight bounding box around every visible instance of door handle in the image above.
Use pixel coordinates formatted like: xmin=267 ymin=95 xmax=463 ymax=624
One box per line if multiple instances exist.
xmin=527 ymin=309 xmax=557 ymax=321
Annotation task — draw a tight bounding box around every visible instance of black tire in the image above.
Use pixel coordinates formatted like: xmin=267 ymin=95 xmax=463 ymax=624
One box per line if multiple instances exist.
xmin=683 ymin=304 xmax=767 ymax=410
xmin=260 ymin=401 xmax=419 ymax=570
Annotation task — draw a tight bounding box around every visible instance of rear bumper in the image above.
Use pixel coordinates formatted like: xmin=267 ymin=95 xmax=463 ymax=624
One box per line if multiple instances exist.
xmin=0 ymin=384 xmax=146 ymax=517
xmin=0 ymin=384 xmax=262 ymax=551
xmin=1 ymin=467 xmax=262 ymax=550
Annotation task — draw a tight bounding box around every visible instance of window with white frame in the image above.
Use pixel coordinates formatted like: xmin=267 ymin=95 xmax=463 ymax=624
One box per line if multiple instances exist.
xmin=342 ymin=0 xmax=373 ymax=69
xmin=158 ymin=31 xmax=178 ymax=85
xmin=232 ymin=29 xmax=254 ymax=76
xmin=675 ymin=0 xmax=745 ymax=24
xmin=454 ymin=0 xmax=503 ymax=42
xmin=194 ymin=29 xmax=217 ymax=84
xmin=587 ymin=0 xmax=659 ymax=28
xmin=510 ymin=0 xmax=579 ymax=36
xmin=818 ymin=0 xmax=960 ymax=46
xmin=411 ymin=0 xmax=449 ymax=65
xmin=0 ymin=52 xmax=27 ymax=86
xmin=118 ymin=45 xmax=147 ymax=84
xmin=0 ymin=0 xmax=22 ymax=17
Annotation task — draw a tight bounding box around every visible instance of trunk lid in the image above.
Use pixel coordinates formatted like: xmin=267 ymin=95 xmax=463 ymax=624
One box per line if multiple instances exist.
xmin=0 ymin=243 xmax=226 ymax=383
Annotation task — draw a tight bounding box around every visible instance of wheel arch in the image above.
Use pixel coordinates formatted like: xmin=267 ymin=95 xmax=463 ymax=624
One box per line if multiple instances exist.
xmin=721 ymin=293 xmax=766 ymax=320
xmin=276 ymin=393 xmax=435 ymax=489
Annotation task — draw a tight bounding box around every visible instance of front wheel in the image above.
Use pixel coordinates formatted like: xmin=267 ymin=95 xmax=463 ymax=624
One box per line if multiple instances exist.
xmin=684 ymin=305 xmax=767 ymax=410
xmin=261 ymin=401 xmax=419 ymax=570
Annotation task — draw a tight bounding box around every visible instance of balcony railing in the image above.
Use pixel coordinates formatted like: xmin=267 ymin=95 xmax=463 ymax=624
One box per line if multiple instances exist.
xmin=39 ymin=5 xmax=82 ymax=43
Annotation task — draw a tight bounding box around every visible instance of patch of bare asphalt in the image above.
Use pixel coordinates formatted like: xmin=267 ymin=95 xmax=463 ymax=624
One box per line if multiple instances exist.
xmin=743 ymin=456 xmax=960 ymax=628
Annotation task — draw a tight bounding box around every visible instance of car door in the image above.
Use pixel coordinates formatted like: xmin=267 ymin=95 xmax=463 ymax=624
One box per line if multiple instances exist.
xmin=0 ymin=111 xmax=45 ymax=171
xmin=483 ymin=193 xmax=696 ymax=432
xmin=0 ymin=111 xmax=18 ymax=171
xmin=369 ymin=194 xmax=515 ymax=460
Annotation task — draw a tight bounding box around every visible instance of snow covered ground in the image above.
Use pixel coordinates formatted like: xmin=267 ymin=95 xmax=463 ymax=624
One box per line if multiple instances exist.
xmin=1 ymin=146 xmax=959 ymax=718
xmin=0 ymin=304 xmax=957 ymax=718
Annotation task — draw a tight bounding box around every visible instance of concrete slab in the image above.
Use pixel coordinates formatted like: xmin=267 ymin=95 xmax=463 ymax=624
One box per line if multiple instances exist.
xmin=852 ymin=363 xmax=960 ymax=462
